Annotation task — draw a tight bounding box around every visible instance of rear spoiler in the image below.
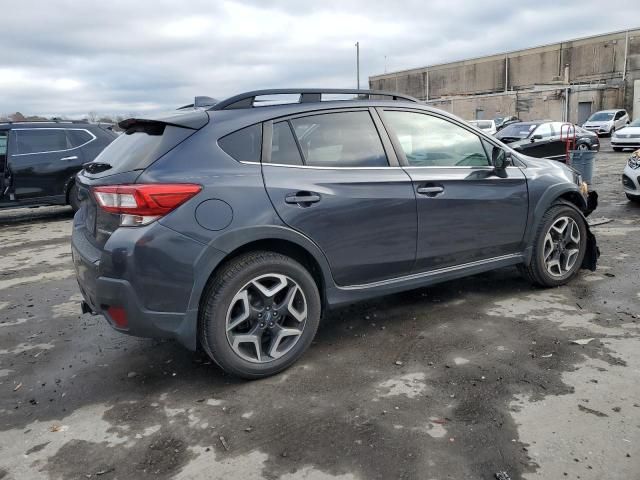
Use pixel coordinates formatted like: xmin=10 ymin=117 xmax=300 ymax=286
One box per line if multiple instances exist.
xmin=118 ymin=110 xmax=209 ymax=131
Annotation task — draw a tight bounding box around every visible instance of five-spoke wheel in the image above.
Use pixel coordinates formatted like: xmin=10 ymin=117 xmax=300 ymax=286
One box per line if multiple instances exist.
xmin=542 ymin=216 xmax=581 ymax=277
xmin=520 ymin=202 xmax=587 ymax=287
xmin=200 ymin=251 xmax=321 ymax=379
xmin=226 ymin=274 xmax=308 ymax=363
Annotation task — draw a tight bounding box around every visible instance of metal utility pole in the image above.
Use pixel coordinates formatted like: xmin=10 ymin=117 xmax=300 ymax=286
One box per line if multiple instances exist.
xmin=355 ymin=42 xmax=360 ymax=90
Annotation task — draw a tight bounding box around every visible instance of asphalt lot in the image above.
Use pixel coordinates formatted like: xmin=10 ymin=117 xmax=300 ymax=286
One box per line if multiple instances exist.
xmin=0 ymin=139 xmax=638 ymax=480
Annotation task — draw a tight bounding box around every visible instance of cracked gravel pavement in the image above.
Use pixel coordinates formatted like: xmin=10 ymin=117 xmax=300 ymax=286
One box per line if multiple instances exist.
xmin=0 ymin=139 xmax=638 ymax=479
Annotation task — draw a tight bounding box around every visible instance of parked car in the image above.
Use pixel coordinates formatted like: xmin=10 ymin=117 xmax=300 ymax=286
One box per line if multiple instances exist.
xmin=468 ymin=119 xmax=497 ymax=135
xmin=72 ymin=89 xmax=598 ymax=379
xmin=494 ymin=116 xmax=520 ymax=131
xmin=611 ymin=118 xmax=640 ymax=152
xmin=0 ymin=121 xmax=117 ymax=211
xmin=622 ymin=149 xmax=640 ymax=202
xmin=582 ymin=109 xmax=630 ymax=136
xmin=494 ymin=121 xmax=599 ymax=160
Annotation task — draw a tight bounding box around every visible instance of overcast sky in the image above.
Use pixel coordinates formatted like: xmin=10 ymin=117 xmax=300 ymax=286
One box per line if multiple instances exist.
xmin=1 ymin=1 xmax=639 ymax=118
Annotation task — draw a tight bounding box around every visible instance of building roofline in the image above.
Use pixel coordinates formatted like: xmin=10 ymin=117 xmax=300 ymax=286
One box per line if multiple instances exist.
xmin=370 ymin=26 xmax=640 ymax=80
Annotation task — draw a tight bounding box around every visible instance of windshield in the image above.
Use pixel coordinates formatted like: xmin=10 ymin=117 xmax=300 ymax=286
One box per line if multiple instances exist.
xmin=629 ymin=119 xmax=640 ymax=127
xmin=499 ymin=123 xmax=537 ymax=139
xmin=588 ymin=112 xmax=614 ymax=122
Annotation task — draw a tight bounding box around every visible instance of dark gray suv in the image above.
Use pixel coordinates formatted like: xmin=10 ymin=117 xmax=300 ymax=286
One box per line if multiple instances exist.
xmin=72 ymin=89 xmax=598 ymax=379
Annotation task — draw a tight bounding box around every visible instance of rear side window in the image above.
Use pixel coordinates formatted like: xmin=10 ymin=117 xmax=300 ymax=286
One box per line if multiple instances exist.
xmin=290 ymin=111 xmax=388 ymax=167
xmin=15 ymin=129 xmax=69 ymax=154
xmin=67 ymin=129 xmax=94 ymax=147
xmin=219 ymin=124 xmax=262 ymax=162
xmin=270 ymin=121 xmax=303 ymax=166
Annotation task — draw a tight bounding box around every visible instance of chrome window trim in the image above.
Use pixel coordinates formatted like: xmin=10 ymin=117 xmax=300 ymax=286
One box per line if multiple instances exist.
xmin=241 ymin=161 xmax=522 ymax=171
xmin=340 ymin=253 xmax=523 ymax=290
xmin=11 ymin=128 xmax=96 ymax=156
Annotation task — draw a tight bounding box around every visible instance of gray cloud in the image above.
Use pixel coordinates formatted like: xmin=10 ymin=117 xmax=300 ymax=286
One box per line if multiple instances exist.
xmin=1 ymin=0 xmax=638 ymax=117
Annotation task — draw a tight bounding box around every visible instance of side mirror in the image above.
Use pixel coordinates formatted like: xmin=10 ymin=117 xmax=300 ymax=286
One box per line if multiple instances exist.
xmin=531 ymin=134 xmax=543 ymax=141
xmin=494 ymin=150 xmax=510 ymax=171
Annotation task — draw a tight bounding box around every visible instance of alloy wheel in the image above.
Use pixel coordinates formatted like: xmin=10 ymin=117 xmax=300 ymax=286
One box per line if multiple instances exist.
xmin=577 ymin=143 xmax=589 ymax=151
xmin=542 ymin=216 xmax=581 ymax=277
xmin=225 ymin=273 xmax=307 ymax=363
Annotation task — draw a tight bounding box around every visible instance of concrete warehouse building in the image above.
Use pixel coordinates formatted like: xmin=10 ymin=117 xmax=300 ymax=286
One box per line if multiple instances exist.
xmin=369 ymin=28 xmax=640 ymax=124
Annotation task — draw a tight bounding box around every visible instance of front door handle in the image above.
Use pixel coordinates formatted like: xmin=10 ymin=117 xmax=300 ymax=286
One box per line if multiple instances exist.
xmin=285 ymin=191 xmax=321 ymax=206
xmin=60 ymin=155 xmax=78 ymax=161
xmin=416 ymin=185 xmax=444 ymax=196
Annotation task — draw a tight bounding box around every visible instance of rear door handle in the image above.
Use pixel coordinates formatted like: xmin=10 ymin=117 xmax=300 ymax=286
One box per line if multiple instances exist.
xmin=60 ymin=155 xmax=78 ymax=161
xmin=285 ymin=192 xmax=321 ymax=205
xmin=416 ymin=185 xmax=444 ymax=196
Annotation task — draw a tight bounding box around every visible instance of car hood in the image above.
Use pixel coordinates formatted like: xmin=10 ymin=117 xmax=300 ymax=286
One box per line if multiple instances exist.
xmin=614 ymin=126 xmax=640 ymax=135
xmin=517 ymin=153 xmax=577 ymax=182
xmin=583 ymin=121 xmax=610 ymax=127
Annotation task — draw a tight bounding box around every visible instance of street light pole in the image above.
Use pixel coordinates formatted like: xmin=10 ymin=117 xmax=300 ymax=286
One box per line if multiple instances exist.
xmin=355 ymin=41 xmax=360 ymax=90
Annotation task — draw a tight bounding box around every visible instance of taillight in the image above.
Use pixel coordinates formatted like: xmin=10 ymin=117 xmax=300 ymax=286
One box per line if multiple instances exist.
xmin=93 ymin=184 xmax=201 ymax=226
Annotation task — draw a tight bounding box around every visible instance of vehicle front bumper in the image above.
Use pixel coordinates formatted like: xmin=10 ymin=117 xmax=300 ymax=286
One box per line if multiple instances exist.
xmin=583 ymin=125 xmax=612 ymax=135
xmin=612 ymin=137 xmax=640 ymax=149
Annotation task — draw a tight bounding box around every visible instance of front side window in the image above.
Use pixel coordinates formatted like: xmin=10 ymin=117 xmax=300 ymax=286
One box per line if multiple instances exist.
xmin=15 ymin=129 xmax=69 ymax=155
xmin=290 ymin=111 xmax=388 ymax=167
xmin=384 ymin=111 xmax=490 ymax=167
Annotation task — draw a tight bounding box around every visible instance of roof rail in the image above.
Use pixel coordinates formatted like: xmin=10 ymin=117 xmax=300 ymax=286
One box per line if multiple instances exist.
xmin=209 ymin=89 xmax=420 ymax=111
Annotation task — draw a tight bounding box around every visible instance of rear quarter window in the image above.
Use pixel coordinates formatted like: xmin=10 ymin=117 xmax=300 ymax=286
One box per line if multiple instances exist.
xmin=67 ymin=129 xmax=94 ymax=147
xmin=218 ymin=124 xmax=262 ymax=162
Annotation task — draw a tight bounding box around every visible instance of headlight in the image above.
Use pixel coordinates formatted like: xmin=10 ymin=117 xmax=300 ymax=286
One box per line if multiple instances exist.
xmin=628 ymin=153 xmax=640 ymax=169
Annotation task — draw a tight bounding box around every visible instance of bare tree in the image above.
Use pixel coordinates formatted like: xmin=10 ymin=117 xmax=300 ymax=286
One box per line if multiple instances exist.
xmin=87 ymin=111 xmax=97 ymax=123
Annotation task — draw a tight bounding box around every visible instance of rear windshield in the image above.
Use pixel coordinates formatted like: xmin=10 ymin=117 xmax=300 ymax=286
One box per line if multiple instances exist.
xmin=86 ymin=125 xmax=193 ymax=177
xmin=588 ymin=112 xmax=614 ymax=121
xmin=499 ymin=123 xmax=537 ymax=138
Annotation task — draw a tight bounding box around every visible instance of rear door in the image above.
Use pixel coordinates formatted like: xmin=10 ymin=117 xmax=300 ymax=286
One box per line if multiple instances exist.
xmin=261 ymin=108 xmax=417 ymax=286
xmin=380 ymin=108 xmax=528 ymax=272
xmin=10 ymin=128 xmax=76 ymax=199
xmin=520 ymin=123 xmax=558 ymax=158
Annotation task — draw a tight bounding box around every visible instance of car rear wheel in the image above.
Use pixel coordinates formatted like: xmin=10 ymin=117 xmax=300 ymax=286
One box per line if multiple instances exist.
xmin=520 ymin=202 xmax=587 ymax=287
xmin=613 ymin=147 xmax=623 ymax=152
xmin=199 ymin=251 xmax=321 ymax=379
xmin=576 ymin=143 xmax=589 ymax=151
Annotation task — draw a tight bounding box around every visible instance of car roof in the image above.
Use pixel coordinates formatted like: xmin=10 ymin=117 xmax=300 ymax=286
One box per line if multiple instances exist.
xmin=594 ymin=109 xmax=623 ymax=113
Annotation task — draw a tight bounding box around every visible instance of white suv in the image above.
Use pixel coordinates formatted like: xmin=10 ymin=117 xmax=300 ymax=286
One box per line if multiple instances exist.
xmin=622 ymin=149 xmax=640 ymax=203
xmin=583 ymin=109 xmax=630 ymax=136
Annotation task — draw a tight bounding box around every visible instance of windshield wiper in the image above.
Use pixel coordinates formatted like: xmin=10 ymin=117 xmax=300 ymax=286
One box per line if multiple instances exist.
xmin=83 ymin=162 xmax=112 ymax=174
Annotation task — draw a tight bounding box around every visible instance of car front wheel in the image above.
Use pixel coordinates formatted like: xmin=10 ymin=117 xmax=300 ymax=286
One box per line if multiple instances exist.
xmin=520 ymin=202 xmax=588 ymax=287
xmin=627 ymin=193 xmax=640 ymax=203
xmin=199 ymin=251 xmax=321 ymax=379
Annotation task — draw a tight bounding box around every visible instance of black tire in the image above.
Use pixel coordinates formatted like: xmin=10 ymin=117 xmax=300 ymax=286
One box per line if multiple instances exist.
xmin=199 ymin=251 xmax=321 ymax=379
xmin=520 ymin=202 xmax=588 ymax=287
xmin=68 ymin=183 xmax=80 ymax=212
xmin=627 ymin=193 xmax=640 ymax=203
xmin=613 ymin=147 xmax=623 ymax=152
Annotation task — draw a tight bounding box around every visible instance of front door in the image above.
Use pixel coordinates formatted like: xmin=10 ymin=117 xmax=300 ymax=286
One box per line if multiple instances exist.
xmin=10 ymin=128 xmax=85 ymax=200
xmin=262 ymin=109 xmax=417 ymax=286
xmin=380 ymin=109 xmax=529 ymax=272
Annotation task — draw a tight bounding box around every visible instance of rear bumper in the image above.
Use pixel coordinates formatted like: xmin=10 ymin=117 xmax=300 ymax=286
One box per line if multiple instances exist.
xmin=71 ymin=220 xmax=224 ymax=350
xmin=612 ymin=139 xmax=640 ymax=148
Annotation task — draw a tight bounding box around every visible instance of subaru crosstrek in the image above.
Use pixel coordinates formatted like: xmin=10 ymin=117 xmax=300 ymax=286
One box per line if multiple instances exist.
xmin=72 ymin=89 xmax=599 ymax=379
